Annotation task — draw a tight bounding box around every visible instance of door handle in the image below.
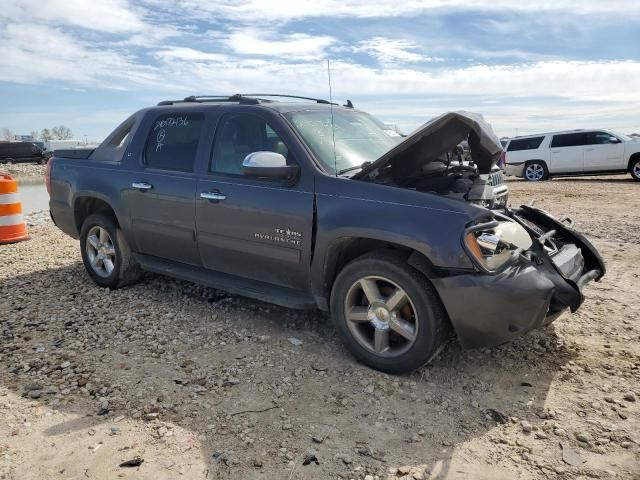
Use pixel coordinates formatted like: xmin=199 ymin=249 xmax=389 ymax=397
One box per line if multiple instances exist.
xmin=584 ymin=148 xmax=595 ymax=151
xmin=550 ymin=150 xmax=560 ymax=153
xmin=132 ymin=182 xmax=153 ymax=191
xmin=201 ymin=191 xmax=227 ymax=201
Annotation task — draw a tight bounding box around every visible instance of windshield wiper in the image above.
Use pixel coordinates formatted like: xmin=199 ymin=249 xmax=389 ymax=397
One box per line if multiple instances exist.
xmin=338 ymin=161 xmax=370 ymax=175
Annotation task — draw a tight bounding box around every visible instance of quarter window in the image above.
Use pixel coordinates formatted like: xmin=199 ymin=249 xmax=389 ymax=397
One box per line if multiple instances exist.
xmin=211 ymin=114 xmax=289 ymax=175
xmin=550 ymin=132 xmax=588 ymax=148
xmin=506 ymin=136 xmax=545 ymax=151
xmin=587 ymin=131 xmax=621 ymax=145
xmin=144 ymin=113 xmax=204 ymax=171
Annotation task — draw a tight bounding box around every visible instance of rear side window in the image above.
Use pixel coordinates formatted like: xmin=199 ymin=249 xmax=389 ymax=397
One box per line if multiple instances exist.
xmin=587 ymin=131 xmax=621 ymax=145
xmin=507 ymin=136 xmax=544 ymax=151
xmin=550 ymin=132 xmax=588 ymax=148
xmin=144 ymin=113 xmax=204 ymax=171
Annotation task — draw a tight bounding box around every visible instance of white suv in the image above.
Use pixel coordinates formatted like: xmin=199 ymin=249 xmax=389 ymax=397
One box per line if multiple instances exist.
xmin=505 ymin=130 xmax=640 ymax=182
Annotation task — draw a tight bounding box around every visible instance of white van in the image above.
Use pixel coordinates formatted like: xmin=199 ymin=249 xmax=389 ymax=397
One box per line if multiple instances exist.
xmin=505 ymin=130 xmax=640 ymax=182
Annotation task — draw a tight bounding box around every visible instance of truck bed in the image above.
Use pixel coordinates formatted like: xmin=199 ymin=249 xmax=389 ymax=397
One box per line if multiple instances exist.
xmin=53 ymin=149 xmax=95 ymax=159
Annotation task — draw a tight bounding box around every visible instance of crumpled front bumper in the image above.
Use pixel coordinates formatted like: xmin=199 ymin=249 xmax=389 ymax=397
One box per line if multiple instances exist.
xmin=432 ymin=206 xmax=605 ymax=349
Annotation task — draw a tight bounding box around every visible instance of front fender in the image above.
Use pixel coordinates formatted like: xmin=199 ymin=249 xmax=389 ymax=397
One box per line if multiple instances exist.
xmin=311 ymin=175 xmax=482 ymax=298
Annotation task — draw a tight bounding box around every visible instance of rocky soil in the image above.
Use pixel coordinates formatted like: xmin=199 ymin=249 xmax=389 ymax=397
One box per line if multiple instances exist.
xmin=0 ymin=176 xmax=638 ymax=479
xmin=0 ymin=163 xmax=46 ymax=181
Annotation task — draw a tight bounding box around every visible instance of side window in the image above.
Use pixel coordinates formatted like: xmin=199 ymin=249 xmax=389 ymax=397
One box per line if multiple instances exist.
xmin=506 ymin=136 xmax=545 ymax=151
xmin=144 ymin=113 xmax=204 ymax=171
xmin=550 ymin=133 xmax=588 ymax=148
xmin=587 ymin=131 xmax=620 ymax=145
xmin=211 ymin=114 xmax=289 ymax=175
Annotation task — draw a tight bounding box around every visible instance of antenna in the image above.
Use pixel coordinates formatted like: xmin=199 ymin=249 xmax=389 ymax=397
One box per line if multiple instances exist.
xmin=327 ymin=59 xmax=338 ymax=176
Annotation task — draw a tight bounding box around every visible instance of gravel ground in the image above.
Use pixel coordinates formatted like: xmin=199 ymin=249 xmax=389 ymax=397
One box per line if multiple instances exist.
xmin=1 ymin=176 xmax=639 ymax=479
xmin=0 ymin=163 xmax=46 ymax=181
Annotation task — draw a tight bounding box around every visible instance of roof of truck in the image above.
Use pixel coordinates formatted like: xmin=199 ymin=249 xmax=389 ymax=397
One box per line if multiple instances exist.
xmin=508 ymin=128 xmax=614 ymax=140
xmin=154 ymin=94 xmax=356 ymax=114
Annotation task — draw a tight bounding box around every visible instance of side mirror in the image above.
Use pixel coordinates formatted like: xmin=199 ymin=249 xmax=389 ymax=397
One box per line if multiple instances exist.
xmin=243 ymin=151 xmax=299 ymax=180
xmin=609 ymin=136 xmax=620 ymax=144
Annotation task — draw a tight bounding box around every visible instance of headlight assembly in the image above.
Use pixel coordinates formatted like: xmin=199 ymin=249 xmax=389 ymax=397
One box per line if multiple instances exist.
xmin=463 ymin=220 xmax=533 ymax=273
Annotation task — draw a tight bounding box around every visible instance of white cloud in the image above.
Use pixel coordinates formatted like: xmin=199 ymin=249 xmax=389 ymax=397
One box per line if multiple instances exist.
xmin=0 ymin=24 xmax=157 ymax=86
xmin=225 ymin=29 xmax=336 ymax=59
xmin=146 ymin=0 xmax=640 ymax=23
xmin=154 ymin=47 xmax=227 ymax=63
xmin=1 ymin=0 xmax=146 ymax=33
xmin=352 ymin=37 xmax=437 ymax=65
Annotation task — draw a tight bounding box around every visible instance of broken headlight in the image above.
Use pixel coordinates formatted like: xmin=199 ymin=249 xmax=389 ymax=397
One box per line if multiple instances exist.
xmin=463 ymin=220 xmax=533 ymax=273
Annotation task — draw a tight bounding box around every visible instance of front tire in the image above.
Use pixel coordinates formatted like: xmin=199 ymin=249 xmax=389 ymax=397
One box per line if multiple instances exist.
xmin=80 ymin=213 xmax=141 ymax=289
xmin=630 ymin=157 xmax=640 ymax=181
xmin=330 ymin=251 xmax=448 ymax=374
xmin=524 ymin=161 xmax=549 ymax=182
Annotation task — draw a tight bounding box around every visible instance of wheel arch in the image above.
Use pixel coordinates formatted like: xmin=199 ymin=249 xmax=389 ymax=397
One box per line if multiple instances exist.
xmin=319 ymin=236 xmax=442 ymax=307
xmin=73 ymin=194 xmax=120 ymax=234
xmin=524 ymin=158 xmax=549 ymax=168
xmin=627 ymin=152 xmax=640 ymax=171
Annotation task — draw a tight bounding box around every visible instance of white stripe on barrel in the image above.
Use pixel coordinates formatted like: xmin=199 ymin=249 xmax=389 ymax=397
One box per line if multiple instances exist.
xmin=0 ymin=213 xmax=25 ymax=226
xmin=0 ymin=193 xmax=20 ymax=205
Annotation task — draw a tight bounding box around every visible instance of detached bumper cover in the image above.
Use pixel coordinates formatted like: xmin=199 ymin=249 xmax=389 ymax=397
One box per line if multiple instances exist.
xmin=505 ymin=163 xmax=525 ymax=177
xmin=433 ymin=206 xmax=605 ymax=349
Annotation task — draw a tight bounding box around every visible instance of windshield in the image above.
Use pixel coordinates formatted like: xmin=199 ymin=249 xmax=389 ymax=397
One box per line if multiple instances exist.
xmin=284 ymin=110 xmax=400 ymax=174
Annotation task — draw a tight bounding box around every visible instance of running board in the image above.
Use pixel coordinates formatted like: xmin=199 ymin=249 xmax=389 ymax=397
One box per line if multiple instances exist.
xmin=133 ymin=253 xmax=317 ymax=309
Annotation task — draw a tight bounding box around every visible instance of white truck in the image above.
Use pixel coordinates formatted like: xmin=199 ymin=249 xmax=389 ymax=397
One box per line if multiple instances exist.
xmin=504 ymin=129 xmax=640 ymax=181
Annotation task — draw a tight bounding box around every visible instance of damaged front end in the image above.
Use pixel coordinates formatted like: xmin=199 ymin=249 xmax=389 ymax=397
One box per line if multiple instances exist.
xmin=433 ymin=205 xmax=605 ymax=349
xmin=354 ymin=111 xmax=510 ymax=210
xmin=353 ymin=110 xmax=606 ymax=348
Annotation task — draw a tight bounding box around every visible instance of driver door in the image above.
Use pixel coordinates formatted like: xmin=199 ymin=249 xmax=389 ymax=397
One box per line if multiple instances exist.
xmin=195 ymin=111 xmax=314 ymax=290
xmin=583 ymin=131 xmax=625 ymax=171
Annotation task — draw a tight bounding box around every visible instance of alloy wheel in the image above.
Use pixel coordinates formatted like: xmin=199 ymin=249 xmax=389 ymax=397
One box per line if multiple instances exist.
xmin=86 ymin=226 xmax=116 ymax=278
xmin=344 ymin=276 xmax=418 ymax=357
xmin=525 ymin=164 xmax=545 ymax=181
xmin=633 ymin=161 xmax=640 ymax=179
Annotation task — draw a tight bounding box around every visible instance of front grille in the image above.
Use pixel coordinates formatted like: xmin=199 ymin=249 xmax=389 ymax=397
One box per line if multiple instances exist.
xmin=488 ymin=171 xmax=505 ymax=186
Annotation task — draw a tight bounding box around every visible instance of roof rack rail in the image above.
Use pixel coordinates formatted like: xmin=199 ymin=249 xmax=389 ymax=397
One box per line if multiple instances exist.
xmin=157 ymin=95 xmax=261 ymax=106
xmin=157 ymin=93 xmax=340 ymax=106
xmin=241 ymin=93 xmax=334 ymax=105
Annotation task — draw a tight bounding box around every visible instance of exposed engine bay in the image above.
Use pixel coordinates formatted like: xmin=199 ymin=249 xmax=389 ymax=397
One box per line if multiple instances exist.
xmin=353 ymin=111 xmax=508 ymax=209
xmin=361 ymin=156 xmax=509 ymax=209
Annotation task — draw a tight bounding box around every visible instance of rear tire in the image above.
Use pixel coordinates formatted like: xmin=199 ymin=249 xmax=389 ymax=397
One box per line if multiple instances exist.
xmin=330 ymin=251 xmax=448 ymax=374
xmin=630 ymin=157 xmax=640 ymax=181
xmin=80 ymin=213 xmax=141 ymax=289
xmin=524 ymin=161 xmax=549 ymax=181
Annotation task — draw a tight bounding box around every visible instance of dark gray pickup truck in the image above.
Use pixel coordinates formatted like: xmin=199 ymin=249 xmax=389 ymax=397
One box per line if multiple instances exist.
xmin=48 ymin=94 xmax=605 ymax=373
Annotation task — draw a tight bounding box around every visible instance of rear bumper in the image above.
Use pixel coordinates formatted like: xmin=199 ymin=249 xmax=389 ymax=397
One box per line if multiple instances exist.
xmin=432 ymin=206 xmax=605 ymax=349
xmin=505 ymin=162 xmax=525 ymax=177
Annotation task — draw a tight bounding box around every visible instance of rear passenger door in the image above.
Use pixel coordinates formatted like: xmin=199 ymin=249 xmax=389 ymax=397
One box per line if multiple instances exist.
xmin=583 ymin=131 xmax=625 ymax=171
xmin=549 ymin=132 xmax=587 ymax=173
xmin=126 ymin=111 xmax=204 ymax=266
xmin=195 ymin=110 xmax=314 ymax=290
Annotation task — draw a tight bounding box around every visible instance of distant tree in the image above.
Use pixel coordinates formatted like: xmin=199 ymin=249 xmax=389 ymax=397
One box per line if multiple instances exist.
xmin=1 ymin=127 xmax=13 ymax=141
xmin=52 ymin=125 xmax=73 ymax=140
xmin=30 ymin=130 xmax=39 ymax=141
xmin=40 ymin=128 xmax=52 ymax=142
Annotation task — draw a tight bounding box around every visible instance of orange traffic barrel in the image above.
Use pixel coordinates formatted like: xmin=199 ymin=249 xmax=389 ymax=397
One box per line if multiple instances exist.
xmin=0 ymin=174 xmax=29 ymax=244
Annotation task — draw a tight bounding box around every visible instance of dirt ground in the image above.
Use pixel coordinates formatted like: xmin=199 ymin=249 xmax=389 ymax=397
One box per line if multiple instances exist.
xmin=0 ymin=163 xmax=46 ymax=181
xmin=1 ymin=175 xmax=638 ymax=480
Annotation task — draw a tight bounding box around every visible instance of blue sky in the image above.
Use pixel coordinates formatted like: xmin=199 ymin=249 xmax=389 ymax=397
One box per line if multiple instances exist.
xmin=0 ymin=0 xmax=639 ymax=141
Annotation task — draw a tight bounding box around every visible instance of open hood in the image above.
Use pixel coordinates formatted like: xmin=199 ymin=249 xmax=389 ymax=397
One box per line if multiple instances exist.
xmin=353 ymin=111 xmax=503 ymax=179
